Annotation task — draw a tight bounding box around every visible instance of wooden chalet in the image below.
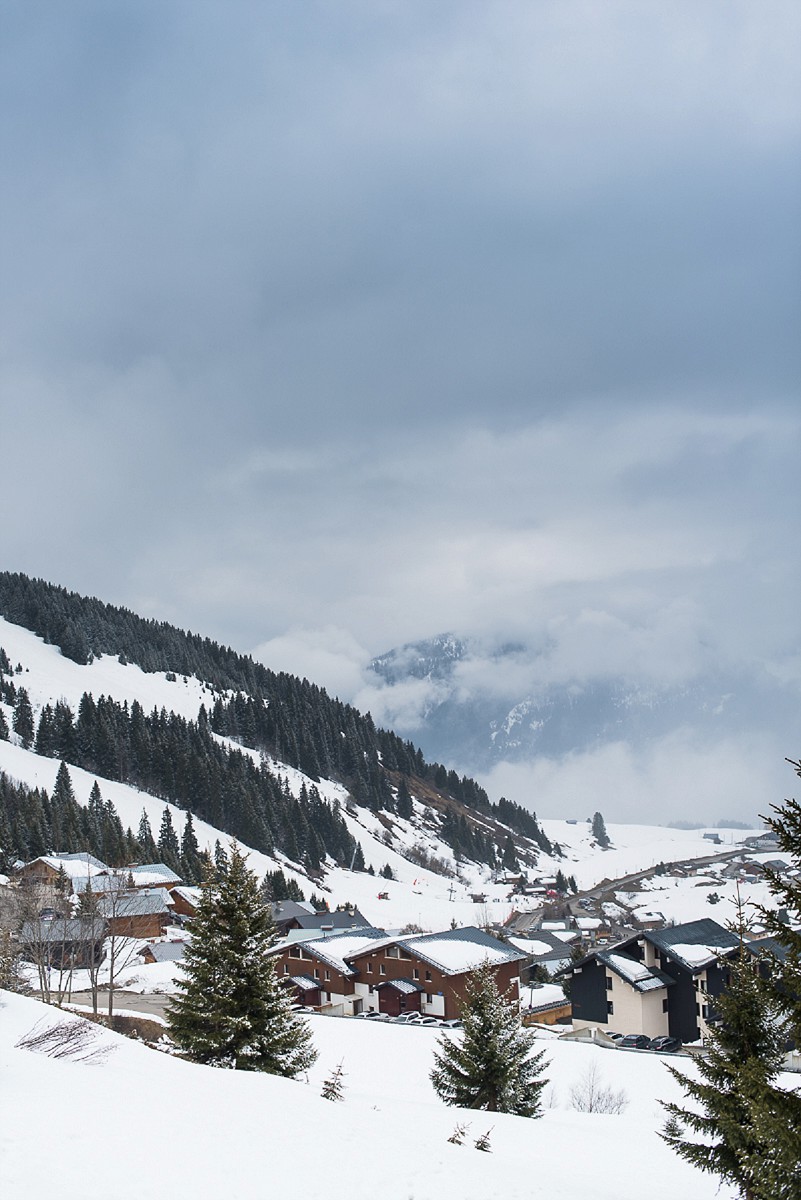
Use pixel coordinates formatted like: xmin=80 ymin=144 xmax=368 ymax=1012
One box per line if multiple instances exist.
xmin=169 ymin=886 xmax=201 ymax=919
xmin=18 ymin=916 xmax=107 ymax=970
xmin=270 ymin=925 xmax=526 ymax=1020
xmin=270 ymin=928 xmax=385 ymax=1015
xmin=345 ymin=926 xmax=527 ymax=1021
xmin=98 ymin=888 xmax=171 ymax=939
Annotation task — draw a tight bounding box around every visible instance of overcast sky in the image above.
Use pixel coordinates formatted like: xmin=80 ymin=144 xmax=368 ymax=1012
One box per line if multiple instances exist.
xmin=2 ymin=2 xmax=799 ymax=820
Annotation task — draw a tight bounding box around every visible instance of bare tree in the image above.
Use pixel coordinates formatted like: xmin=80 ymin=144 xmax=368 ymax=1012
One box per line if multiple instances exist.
xmin=98 ymin=880 xmax=147 ymax=1018
xmin=569 ymin=1060 xmax=629 ymax=1114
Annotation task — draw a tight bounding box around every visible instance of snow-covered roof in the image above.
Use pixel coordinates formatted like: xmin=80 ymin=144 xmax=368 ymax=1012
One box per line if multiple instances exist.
xmin=574 ymin=917 xmax=602 ymax=930
xmin=129 ymin=863 xmax=182 ymax=886
xmin=377 ymin=977 xmax=423 ymax=995
xmin=597 ymin=950 xmax=673 ymax=994
xmin=143 ymin=940 xmax=186 ymax=963
xmin=26 ymin=854 xmax=108 ymax=880
xmin=520 ymin=982 xmax=567 ymax=1012
xmin=98 ymin=888 xmax=170 ymax=917
xmin=667 ymin=942 xmax=733 ymax=969
xmin=507 ymin=937 xmax=556 ymax=957
xmin=19 ymin=916 xmax=107 ymax=943
xmin=287 ymin=974 xmax=320 ymax=992
xmin=271 ymin=928 xmax=386 ymax=976
xmin=396 ymin=927 xmax=526 ymax=976
xmin=646 ymin=918 xmax=739 ymax=971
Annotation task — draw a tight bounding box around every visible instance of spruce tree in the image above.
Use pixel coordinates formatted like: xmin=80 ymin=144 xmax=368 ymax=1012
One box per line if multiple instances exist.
xmin=137 ymin=809 xmax=158 ymax=860
xmin=591 ymin=811 xmax=610 ymax=848
xmin=661 ymin=906 xmax=789 ymax=1200
xmin=167 ymin=844 xmax=317 ymax=1076
xmin=741 ymin=759 xmax=801 ymax=1196
xmin=13 ymin=688 xmax=34 ymax=749
xmin=180 ymin=811 xmax=202 ymax=883
xmin=157 ymin=807 xmax=182 ymax=874
xmin=430 ymin=963 xmax=548 ymax=1116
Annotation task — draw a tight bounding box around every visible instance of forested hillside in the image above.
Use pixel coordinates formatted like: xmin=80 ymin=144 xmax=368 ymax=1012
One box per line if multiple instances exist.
xmin=0 ymin=573 xmax=551 ymax=875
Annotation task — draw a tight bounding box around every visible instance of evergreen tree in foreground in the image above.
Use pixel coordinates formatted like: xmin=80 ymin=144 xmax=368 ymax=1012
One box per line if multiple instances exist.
xmin=430 ymin=963 xmax=548 ymax=1116
xmin=167 ymin=844 xmax=317 ymax=1076
xmin=661 ymin=905 xmax=789 ymax=1200
xmin=740 ymin=758 xmax=801 ymax=1196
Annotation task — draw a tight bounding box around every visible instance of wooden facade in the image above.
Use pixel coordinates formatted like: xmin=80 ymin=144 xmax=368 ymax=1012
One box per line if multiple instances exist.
xmin=347 ymin=942 xmax=522 ymax=1021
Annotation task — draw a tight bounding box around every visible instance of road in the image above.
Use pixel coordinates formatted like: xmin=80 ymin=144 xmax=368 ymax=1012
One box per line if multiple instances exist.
xmin=68 ymin=990 xmax=170 ymax=1020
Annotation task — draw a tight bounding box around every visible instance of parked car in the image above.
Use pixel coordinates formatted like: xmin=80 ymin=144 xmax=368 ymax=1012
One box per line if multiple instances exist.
xmin=650 ymin=1036 xmax=682 ymax=1054
xmin=606 ymin=1031 xmax=625 ymax=1042
xmin=619 ymin=1033 xmax=652 ymax=1050
xmin=440 ymin=1018 xmax=463 ymax=1029
xmin=415 ymin=1016 xmax=442 ymax=1027
xmin=393 ymin=1012 xmax=422 ymax=1024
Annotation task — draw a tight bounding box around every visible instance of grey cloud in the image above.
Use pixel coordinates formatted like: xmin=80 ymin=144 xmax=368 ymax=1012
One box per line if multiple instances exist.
xmin=1 ymin=2 xmax=798 ymax=823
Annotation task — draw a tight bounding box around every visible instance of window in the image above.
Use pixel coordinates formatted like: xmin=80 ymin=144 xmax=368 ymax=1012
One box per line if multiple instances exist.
xmin=425 ymin=971 xmax=432 ymax=982
xmin=426 ymin=993 xmax=433 ymax=1003
xmin=702 ymin=1004 xmax=709 ymax=1019
xmin=283 ymin=964 xmax=288 ymax=975
xmin=605 ymin=976 xmax=613 ymax=991
xmin=325 ymin=970 xmax=330 ymax=981
xmin=386 ymin=947 xmax=400 ymax=958
xmin=379 ymin=965 xmax=386 ymax=975
xmin=662 ymin=998 xmax=669 ymax=1013
xmin=289 ymin=947 xmax=303 ymax=958
xmin=607 ymin=1001 xmax=614 ymax=1015
xmin=366 ymin=963 xmax=372 ymax=974
xmin=313 ymin=968 xmax=320 ymax=980
xmin=413 ymin=968 xmax=420 ymax=980
xmin=325 ymin=992 xmax=331 ymax=1002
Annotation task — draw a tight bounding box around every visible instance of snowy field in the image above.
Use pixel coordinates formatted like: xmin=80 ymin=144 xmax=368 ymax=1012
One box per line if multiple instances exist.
xmin=1 ymin=988 xmax=748 ymax=1200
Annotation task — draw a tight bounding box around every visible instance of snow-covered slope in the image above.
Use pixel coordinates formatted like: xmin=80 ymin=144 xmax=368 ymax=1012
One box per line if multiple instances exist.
xmin=0 ymin=615 xmax=765 ymax=930
xmin=0 ymin=989 xmax=744 ymax=1200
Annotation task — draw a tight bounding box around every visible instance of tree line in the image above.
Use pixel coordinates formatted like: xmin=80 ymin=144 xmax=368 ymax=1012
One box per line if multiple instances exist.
xmin=0 ymin=572 xmax=551 ymax=862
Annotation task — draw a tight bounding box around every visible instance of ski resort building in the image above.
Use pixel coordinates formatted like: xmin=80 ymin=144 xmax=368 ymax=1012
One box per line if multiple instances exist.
xmin=271 ymin=925 xmax=527 ymax=1019
xmin=560 ymin=918 xmax=743 ymax=1043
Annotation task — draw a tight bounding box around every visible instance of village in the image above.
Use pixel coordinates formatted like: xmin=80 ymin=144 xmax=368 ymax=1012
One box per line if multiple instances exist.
xmin=2 ymin=827 xmax=796 ymax=1063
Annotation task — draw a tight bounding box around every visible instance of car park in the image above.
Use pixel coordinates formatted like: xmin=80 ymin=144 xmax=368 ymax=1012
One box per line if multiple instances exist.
xmin=650 ymin=1035 xmax=682 ymax=1054
xmin=619 ymin=1033 xmax=652 ymax=1050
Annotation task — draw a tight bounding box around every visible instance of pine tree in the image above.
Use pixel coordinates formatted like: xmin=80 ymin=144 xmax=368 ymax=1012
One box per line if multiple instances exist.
xmin=158 ymin=807 xmax=182 ymax=875
xmin=13 ymin=688 xmax=34 ymax=749
xmin=430 ymin=963 xmax=548 ymax=1116
xmin=661 ymin=906 xmax=789 ymax=1200
xmin=591 ymin=811 xmax=610 ymax=848
xmin=137 ymin=809 xmax=158 ymax=860
xmin=180 ymin=811 xmax=202 ymax=883
xmin=167 ymin=844 xmax=317 ymax=1076
xmin=501 ymin=835 xmax=517 ymax=872
xmin=738 ymin=759 xmax=801 ymax=1196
